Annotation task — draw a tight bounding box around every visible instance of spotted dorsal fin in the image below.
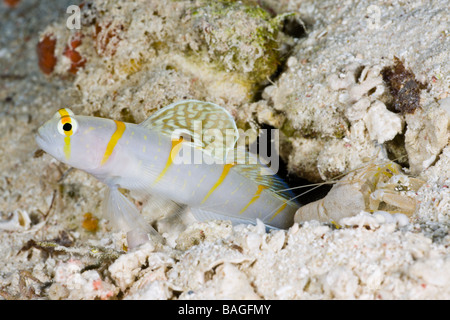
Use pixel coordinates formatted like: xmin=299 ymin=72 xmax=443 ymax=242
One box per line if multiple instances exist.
xmin=140 ymin=100 xmax=239 ymax=161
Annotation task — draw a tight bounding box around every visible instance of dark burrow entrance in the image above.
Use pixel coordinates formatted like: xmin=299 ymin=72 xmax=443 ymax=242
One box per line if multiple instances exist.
xmin=252 ymin=124 xmax=332 ymax=206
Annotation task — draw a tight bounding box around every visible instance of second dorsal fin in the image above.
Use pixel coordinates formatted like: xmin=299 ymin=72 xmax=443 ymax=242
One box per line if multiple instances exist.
xmin=232 ymin=162 xmax=298 ymax=203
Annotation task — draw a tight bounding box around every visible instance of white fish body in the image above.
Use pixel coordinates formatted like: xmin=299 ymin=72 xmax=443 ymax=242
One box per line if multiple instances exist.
xmin=36 ymin=100 xmax=299 ymax=241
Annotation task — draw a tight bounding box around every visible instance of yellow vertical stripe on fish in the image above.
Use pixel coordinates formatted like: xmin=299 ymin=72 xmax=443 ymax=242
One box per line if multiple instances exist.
xmin=239 ymin=185 xmax=268 ymax=214
xmin=153 ymin=138 xmax=184 ymax=185
xmin=201 ymin=163 xmax=234 ymax=204
xmin=58 ymin=108 xmax=71 ymax=120
xmin=58 ymin=108 xmax=72 ymax=159
xmin=63 ymin=136 xmax=71 ymax=160
xmin=101 ymin=120 xmax=126 ymax=166
xmin=269 ymin=202 xmax=287 ymax=221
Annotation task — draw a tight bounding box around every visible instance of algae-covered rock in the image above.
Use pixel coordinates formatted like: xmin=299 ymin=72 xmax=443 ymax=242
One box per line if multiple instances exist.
xmin=37 ymin=0 xmax=290 ymax=122
xmin=186 ymin=0 xmax=282 ymax=83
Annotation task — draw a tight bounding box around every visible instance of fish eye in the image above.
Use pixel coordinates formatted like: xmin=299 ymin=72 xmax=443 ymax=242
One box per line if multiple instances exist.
xmin=63 ymin=123 xmax=72 ymax=131
xmin=57 ymin=117 xmax=78 ymax=136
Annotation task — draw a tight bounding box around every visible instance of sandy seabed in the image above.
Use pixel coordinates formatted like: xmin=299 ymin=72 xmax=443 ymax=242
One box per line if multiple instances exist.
xmin=0 ymin=0 xmax=449 ymax=300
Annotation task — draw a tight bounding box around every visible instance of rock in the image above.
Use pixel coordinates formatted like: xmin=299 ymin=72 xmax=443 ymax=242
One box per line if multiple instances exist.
xmin=363 ymin=100 xmax=403 ymax=144
xmin=405 ymin=107 xmax=449 ymax=174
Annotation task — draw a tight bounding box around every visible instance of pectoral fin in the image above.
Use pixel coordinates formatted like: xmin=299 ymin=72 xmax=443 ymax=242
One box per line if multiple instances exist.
xmin=103 ymin=187 xmax=163 ymax=243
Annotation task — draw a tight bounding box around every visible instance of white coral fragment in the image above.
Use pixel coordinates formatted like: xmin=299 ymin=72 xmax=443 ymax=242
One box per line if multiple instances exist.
xmin=179 ymin=262 xmax=261 ymax=299
xmin=345 ymin=97 xmax=370 ymax=121
xmin=330 ymin=63 xmax=402 ymax=145
xmin=363 ymin=100 xmax=403 ymax=143
xmin=108 ymin=242 xmax=157 ymax=291
xmin=338 ymin=211 xmax=410 ymax=229
xmin=405 ymin=107 xmax=449 ymax=174
xmin=348 ymin=66 xmax=384 ymax=103
xmin=51 ymin=260 xmax=118 ymax=300
xmin=329 ymin=64 xmax=384 ymax=104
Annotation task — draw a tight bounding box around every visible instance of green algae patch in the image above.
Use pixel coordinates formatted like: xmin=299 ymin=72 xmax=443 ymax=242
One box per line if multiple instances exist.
xmin=184 ymin=0 xmax=283 ymax=85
